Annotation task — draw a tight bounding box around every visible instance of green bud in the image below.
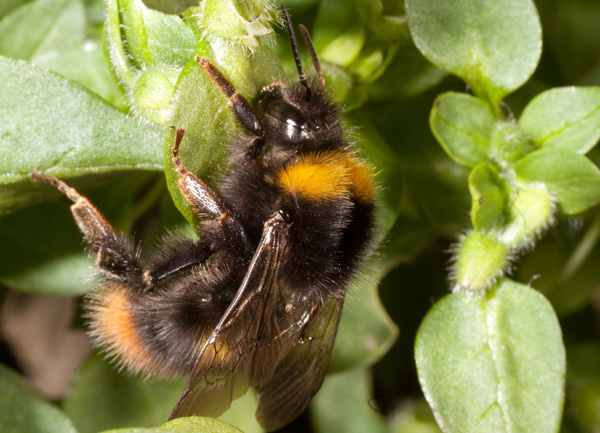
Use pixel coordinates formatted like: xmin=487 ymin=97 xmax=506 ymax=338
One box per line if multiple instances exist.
xmin=454 ymin=231 xmax=507 ymax=292
xmin=200 ymin=0 xmax=277 ymax=46
xmin=231 ymin=0 xmax=265 ymax=21
xmin=490 ymin=120 xmax=533 ymax=164
xmin=104 ymin=0 xmax=195 ymax=91
xmin=500 ymin=183 xmax=553 ymax=247
xmin=320 ymin=27 xmax=365 ymax=67
xmin=132 ymin=65 xmax=180 ymax=125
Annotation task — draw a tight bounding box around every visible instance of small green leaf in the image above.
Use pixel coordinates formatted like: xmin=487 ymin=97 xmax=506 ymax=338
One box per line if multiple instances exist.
xmin=519 ymin=87 xmax=600 ymax=154
xmin=430 ymin=92 xmax=496 ymax=167
xmin=515 ymin=147 xmax=600 ymax=214
xmin=0 ymin=364 xmax=77 ymax=433
xmin=63 ymin=352 xmax=186 ymax=433
xmin=311 ymin=369 xmax=388 ymax=433
xmin=468 ymin=162 xmax=507 ymax=230
xmin=0 ymin=56 xmax=162 ymax=215
xmin=415 ymin=279 xmax=565 ymax=433
xmin=454 ymin=230 xmax=507 ymax=291
xmin=141 ymin=0 xmax=200 ymax=15
xmin=406 ymin=0 xmax=542 ymax=107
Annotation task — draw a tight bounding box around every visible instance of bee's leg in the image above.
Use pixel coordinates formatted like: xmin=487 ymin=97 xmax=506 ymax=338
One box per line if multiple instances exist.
xmin=31 ymin=170 xmax=217 ymax=288
xmin=30 ymin=171 xmax=144 ymax=286
xmin=171 ymin=128 xmax=253 ymax=258
xmin=144 ymin=240 xmax=212 ymax=286
xmin=195 ymin=56 xmax=265 ymax=160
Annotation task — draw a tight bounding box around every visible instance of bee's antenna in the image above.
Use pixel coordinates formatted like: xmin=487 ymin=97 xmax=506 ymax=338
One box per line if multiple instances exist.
xmin=281 ymin=5 xmax=311 ymax=98
xmin=298 ymin=24 xmax=325 ymax=95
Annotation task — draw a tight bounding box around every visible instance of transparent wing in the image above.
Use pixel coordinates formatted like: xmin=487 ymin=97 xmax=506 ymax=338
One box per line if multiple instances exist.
xmin=255 ymin=296 xmax=344 ymax=432
xmin=169 ymin=212 xmax=295 ymax=420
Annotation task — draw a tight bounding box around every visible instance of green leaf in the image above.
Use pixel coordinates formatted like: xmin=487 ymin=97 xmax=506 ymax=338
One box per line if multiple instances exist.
xmin=0 ymin=0 xmax=124 ymax=107
xmin=0 ymin=0 xmax=29 ymax=18
xmin=119 ymin=0 xmax=196 ymax=68
xmin=0 ymin=173 xmax=161 ymax=295
xmin=329 ymin=262 xmax=398 ymax=372
xmin=35 ymin=40 xmax=125 ymax=109
xmin=430 ymin=92 xmax=496 ymax=167
xmin=63 ymin=352 xmax=186 ymax=433
xmin=515 ymin=147 xmax=600 ymax=214
xmin=141 ymin=0 xmax=200 ymax=15
xmin=311 ymin=369 xmax=388 ymax=433
xmin=0 ymin=0 xmax=85 ymax=61
xmin=0 ymin=201 xmax=92 ymax=296
xmin=468 ymin=162 xmax=507 ymax=230
xmin=100 ymin=417 xmax=244 ymax=433
xmin=0 ymin=55 xmax=163 ymax=215
xmin=519 ymin=87 xmax=600 ymax=154
xmin=0 ymin=364 xmax=77 ymax=433
xmin=406 ymin=0 xmax=542 ymax=107
xmin=415 ymin=279 xmax=565 ymax=433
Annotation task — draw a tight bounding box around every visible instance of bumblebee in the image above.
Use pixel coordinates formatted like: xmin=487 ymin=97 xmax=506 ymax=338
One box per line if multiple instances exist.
xmin=31 ymin=6 xmax=376 ymax=431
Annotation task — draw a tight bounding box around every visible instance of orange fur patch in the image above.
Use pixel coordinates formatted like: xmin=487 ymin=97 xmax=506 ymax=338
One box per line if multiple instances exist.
xmin=277 ymin=151 xmax=375 ymax=203
xmin=347 ymin=159 xmax=376 ymax=203
xmin=89 ymin=284 xmax=158 ymax=376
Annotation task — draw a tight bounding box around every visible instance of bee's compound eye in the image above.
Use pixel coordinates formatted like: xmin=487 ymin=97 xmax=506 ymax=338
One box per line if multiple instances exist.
xmin=267 ymin=100 xmax=310 ymax=131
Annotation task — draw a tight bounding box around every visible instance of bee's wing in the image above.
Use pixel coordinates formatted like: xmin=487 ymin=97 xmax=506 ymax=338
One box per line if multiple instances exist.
xmin=169 ymin=213 xmax=295 ymax=420
xmin=255 ymin=296 xmax=344 ymax=432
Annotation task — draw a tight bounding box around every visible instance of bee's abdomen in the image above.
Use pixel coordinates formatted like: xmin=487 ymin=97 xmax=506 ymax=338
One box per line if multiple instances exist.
xmin=275 ymin=150 xmax=377 ymax=292
xmin=86 ymin=257 xmax=243 ymax=378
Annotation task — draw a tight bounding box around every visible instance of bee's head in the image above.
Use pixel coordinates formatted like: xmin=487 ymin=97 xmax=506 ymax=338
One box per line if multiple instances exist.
xmin=258 ymin=6 xmax=342 ymax=149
